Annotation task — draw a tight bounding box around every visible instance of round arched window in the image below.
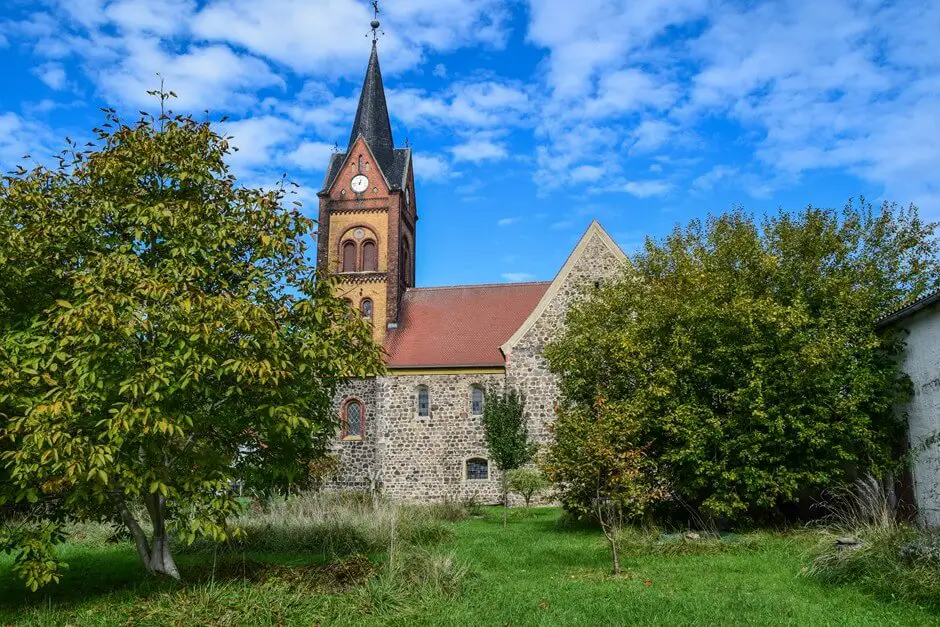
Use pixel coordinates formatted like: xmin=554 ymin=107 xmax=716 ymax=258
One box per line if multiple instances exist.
xmin=360 ymin=298 xmax=373 ymax=319
xmin=342 ymin=240 xmax=357 ymax=272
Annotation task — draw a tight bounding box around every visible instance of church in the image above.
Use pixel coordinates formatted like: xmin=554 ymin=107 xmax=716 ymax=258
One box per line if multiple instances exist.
xmin=316 ymin=37 xmax=626 ymax=502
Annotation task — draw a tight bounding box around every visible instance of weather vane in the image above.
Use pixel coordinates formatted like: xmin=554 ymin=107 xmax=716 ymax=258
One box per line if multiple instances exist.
xmin=368 ymin=1 xmax=384 ymax=43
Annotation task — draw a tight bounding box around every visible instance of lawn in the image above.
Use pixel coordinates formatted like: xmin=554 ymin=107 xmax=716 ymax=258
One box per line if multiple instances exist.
xmin=2 ymin=507 xmax=938 ymax=626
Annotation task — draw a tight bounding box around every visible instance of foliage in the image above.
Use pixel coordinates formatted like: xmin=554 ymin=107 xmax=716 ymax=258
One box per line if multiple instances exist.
xmin=0 ymin=90 xmax=384 ymax=589
xmin=807 ymin=478 xmax=940 ymax=608
xmin=544 ymin=399 xmax=668 ymax=573
xmin=506 ymin=468 xmax=550 ymax=508
xmin=547 ymin=200 xmax=939 ymax=520
xmin=480 ymin=386 xmax=535 ymax=526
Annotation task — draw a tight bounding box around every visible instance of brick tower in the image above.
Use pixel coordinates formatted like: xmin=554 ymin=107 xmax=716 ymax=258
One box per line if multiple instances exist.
xmin=316 ymin=38 xmax=416 ymax=345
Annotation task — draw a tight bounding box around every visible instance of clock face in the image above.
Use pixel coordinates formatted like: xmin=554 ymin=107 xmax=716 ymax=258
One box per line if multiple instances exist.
xmin=350 ymin=174 xmax=369 ymax=193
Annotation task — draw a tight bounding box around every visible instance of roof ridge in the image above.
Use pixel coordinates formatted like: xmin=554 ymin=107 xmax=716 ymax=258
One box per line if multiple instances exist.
xmin=407 ymin=281 xmax=551 ymax=291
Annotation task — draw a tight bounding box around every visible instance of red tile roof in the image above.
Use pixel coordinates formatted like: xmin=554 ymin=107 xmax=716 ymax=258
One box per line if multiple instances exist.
xmin=383 ymin=282 xmax=551 ymax=368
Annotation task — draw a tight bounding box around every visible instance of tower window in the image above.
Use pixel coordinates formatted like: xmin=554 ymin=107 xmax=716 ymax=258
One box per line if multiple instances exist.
xmin=470 ymin=386 xmax=484 ymax=415
xmin=417 ymin=385 xmax=429 ymax=418
xmin=343 ymin=399 xmax=364 ymax=440
xmin=465 ymin=458 xmax=488 ymax=481
xmin=360 ymin=298 xmax=373 ymax=319
xmin=362 ymin=240 xmax=377 ymax=271
xmin=342 ymin=240 xmax=357 ymax=272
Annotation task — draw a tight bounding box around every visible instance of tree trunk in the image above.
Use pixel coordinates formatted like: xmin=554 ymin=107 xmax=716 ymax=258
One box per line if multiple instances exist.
xmin=607 ymin=533 xmax=621 ymax=576
xmin=502 ymin=474 xmax=508 ymax=528
xmin=144 ymin=493 xmax=180 ymax=579
xmin=115 ymin=491 xmax=180 ymax=580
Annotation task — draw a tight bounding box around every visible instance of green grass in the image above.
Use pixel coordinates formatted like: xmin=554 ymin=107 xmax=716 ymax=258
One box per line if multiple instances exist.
xmin=3 ymin=508 xmax=939 ymax=626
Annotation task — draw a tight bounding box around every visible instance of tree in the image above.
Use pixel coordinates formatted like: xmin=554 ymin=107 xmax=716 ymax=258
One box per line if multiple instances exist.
xmin=543 ymin=400 xmax=667 ymax=574
xmin=546 ymin=200 xmax=939 ymax=521
xmin=480 ymin=386 xmax=535 ymax=527
xmin=505 ymin=468 xmax=549 ymax=508
xmin=0 ymin=90 xmax=385 ymax=589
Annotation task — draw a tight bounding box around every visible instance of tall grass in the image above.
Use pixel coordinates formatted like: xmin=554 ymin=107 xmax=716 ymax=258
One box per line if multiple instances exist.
xmin=182 ymin=491 xmax=454 ymax=558
xmin=805 ymin=475 xmax=940 ymax=607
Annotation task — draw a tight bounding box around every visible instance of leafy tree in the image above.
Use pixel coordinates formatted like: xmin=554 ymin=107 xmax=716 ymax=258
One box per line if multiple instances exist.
xmin=543 ymin=399 xmax=667 ymax=574
xmin=480 ymin=386 xmax=535 ymax=527
xmin=546 ymin=200 xmax=939 ymax=521
xmin=0 ymin=90 xmax=384 ymax=589
xmin=505 ymin=468 xmax=550 ymax=508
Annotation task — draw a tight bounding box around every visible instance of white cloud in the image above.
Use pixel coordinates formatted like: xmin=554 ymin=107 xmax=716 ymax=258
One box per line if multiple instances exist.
xmin=497 ymin=217 xmax=518 ymax=226
xmin=0 ymin=113 xmax=55 ymax=167
xmin=570 ymin=165 xmax=604 ymax=183
xmin=618 ymin=180 xmax=671 ymax=198
xmin=502 ymin=272 xmax=535 ymax=282
xmin=433 ymin=63 xmax=447 ymax=78
xmin=389 ymin=80 xmax=530 ymax=130
xmin=450 ymin=137 xmax=508 ymax=163
xmin=105 ymin=0 xmax=196 ymax=35
xmin=192 ymin=0 xmax=508 ymax=76
xmin=413 ymin=153 xmax=453 ymax=183
xmin=285 ymin=141 xmax=336 ymax=171
xmin=34 ymin=62 xmax=67 ymax=90
xmin=693 ymin=165 xmax=738 ymax=192
xmin=222 ymin=115 xmax=299 ymax=171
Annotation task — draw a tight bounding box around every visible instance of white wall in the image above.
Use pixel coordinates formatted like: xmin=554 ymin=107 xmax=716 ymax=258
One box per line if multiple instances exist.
xmin=895 ymin=305 xmax=940 ymax=527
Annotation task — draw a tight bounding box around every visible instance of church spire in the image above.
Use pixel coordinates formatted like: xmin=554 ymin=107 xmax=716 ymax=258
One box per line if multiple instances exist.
xmin=347 ymin=36 xmax=394 ymax=166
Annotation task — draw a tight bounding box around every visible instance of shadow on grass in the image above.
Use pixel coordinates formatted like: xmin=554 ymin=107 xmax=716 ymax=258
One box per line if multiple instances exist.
xmin=0 ymin=543 xmax=371 ymax=614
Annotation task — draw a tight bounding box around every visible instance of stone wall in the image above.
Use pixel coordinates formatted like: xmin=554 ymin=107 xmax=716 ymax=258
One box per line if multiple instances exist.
xmin=330 ymin=377 xmax=380 ymax=492
xmin=891 ymin=304 xmax=940 ymax=527
xmin=506 ymin=230 xmax=627 ymax=445
xmin=378 ymin=372 xmax=507 ymax=503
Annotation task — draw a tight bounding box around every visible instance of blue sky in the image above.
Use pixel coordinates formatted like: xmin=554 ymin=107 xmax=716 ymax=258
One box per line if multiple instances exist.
xmin=1 ymin=1 xmax=938 ymax=287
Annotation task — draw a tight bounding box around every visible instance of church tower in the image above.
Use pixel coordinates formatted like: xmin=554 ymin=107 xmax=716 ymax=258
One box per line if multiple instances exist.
xmin=316 ymin=34 xmax=416 ymax=346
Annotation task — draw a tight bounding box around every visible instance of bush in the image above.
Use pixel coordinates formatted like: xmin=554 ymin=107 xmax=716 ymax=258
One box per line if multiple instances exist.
xmin=506 ymin=468 xmax=550 ymax=507
xmin=546 ymin=201 xmax=938 ymax=520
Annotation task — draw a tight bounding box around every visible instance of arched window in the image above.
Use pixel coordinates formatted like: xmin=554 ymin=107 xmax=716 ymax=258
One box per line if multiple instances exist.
xmin=362 ymin=240 xmax=377 ymax=271
xmin=470 ymin=386 xmax=484 ymax=416
xmin=417 ymin=385 xmax=430 ymax=418
xmin=466 ymin=458 xmax=488 ymax=481
xmin=360 ymin=298 xmax=373 ymax=319
xmin=343 ymin=399 xmax=364 ymax=439
xmin=401 ymin=246 xmax=410 ymax=285
xmin=357 ymin=154 xmax=364 ymax=173
xmin=342 ymin=240 xmax=357 ymax=272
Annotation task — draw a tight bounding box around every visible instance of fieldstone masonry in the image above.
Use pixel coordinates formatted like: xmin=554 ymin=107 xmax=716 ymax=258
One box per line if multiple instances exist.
xmin=329 ymin=227 xmax=626 ymax=503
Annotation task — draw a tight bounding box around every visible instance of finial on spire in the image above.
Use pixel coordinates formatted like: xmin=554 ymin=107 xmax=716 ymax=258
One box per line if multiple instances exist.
xmin=369 ymin=1 xmax=383 ymax=43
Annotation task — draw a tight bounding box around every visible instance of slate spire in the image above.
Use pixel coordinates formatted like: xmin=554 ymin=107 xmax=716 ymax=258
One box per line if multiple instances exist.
xmin=347 ymin=40 xmax=395 ymax=167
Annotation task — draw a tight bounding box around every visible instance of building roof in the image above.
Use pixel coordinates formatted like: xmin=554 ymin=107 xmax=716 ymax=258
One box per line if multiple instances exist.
xmin=320 ymin=42 xmax=411 ymax=193
xmin=876 ymin=288 xmax=940 ymax=328
xmin=383 ymin=282 xmax=551 ymax=368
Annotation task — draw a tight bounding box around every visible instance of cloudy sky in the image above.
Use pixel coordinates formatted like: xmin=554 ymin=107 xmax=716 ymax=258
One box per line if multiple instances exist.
xmin=2 ymin=0 xmax=938 ymax=286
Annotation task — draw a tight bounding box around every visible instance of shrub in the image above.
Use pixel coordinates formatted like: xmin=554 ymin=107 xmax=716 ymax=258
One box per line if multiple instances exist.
xmin=506 ymin=468 xmax=550 ymax=508
xmin=546 ymin=201 xmax=939 ymax=520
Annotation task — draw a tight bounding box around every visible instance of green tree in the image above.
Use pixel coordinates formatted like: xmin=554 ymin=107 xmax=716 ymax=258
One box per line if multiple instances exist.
xmin=0 ymin=91 xmax=384 ymax=589
xmin=505 ymin=468 xmax=550 ymax=508
xmin=543 ymin=399 xmax=667 ymax=574
xmin=546 ymin=200 xmax=939 ymax=521
xmin=480 ymin=386 xmax=535 ymax=527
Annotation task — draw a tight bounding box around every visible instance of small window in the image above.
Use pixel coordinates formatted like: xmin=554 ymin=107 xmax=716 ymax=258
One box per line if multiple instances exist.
xmin=342 ymin=240 xmax=357 ymax=272
xmin=417 ymin=385 xmax=429 ymax=418
xmin=470 ymin=387 xmax=484 ymax=415
xmin=362 ymin=240 xmax=377 ymax=271
xmin=360 ymin=298 xmax=373 ymax=319
xmin=343 ymin=399 xmax=363 ymax=439
xmin=466 ymin=458 xmax=488 ymax=481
